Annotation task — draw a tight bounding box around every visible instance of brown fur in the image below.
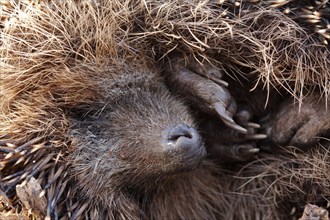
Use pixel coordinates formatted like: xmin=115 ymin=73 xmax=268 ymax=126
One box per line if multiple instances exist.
xmin=0 ymin=1 xmax=268 ymax=219
xmin=1 ymin=0 xmax=330 ymax=219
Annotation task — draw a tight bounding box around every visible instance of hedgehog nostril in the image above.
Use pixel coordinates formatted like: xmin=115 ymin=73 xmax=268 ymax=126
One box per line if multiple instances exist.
xmin=168 ymin=125 xmax=194 ymax=141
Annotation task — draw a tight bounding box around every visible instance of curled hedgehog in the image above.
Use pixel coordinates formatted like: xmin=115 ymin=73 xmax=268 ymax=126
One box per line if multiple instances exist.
xmin=1 ymin=0 xmax=330 ymax=219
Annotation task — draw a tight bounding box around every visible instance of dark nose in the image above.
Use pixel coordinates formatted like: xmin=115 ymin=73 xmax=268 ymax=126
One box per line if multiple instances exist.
xmin=168 ymin=125 xmax=194 ymax=142
xmin=162 ymin=124 xmax=205 ymax=166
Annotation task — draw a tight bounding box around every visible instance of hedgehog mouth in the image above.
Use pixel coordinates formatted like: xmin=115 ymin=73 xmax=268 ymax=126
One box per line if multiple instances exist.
xmin=177 ymin=142 xmax=206 ymax=171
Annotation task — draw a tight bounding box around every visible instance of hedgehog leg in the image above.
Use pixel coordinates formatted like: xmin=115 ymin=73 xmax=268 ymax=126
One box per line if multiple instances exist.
xmin=164 ymin=60 xmax=247 ymax=133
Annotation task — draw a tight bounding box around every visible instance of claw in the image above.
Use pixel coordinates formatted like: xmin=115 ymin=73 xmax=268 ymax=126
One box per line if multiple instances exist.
xmin=225 ymin=122 xmax=248 ymax=134
xmin=247 ymin=122 xmax=261 ymax=129
xmin=214 ymin=103 xmax=247 ymax=133
xmin=241 ymin=147 xmax=260 ymax=154
xmin=209 ymin=143 xmax=259 ymax=162
xmin=214 ymin=102 xmax=232 ymax=121
xmin=246 ymin=134 xmax=267 ymax=140
xmin=206 ymin=67 xmax=228 ymax=87
xmin=247 ymin=148 xmax=260 ymax=153
xmin=236 ymin=145 xmax=260 ymax=155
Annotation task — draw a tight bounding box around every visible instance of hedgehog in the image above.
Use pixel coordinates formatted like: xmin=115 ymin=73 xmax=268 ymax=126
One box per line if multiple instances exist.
xmin=109 ymin=0 xmax=330 ymax=218
xmin=0 ymin=1 xmax=270 ymax=219
xmin=1 ymin=0 xmax=330 ymax=219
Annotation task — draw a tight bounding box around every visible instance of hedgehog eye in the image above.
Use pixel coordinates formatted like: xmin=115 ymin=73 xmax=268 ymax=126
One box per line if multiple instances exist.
xmin=68 ymin=103 xmax=107 ymax=121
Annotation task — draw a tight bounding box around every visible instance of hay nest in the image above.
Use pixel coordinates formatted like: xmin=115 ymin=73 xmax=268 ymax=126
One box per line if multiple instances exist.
xmin=0 ymin=0 xmax=330 ymax=219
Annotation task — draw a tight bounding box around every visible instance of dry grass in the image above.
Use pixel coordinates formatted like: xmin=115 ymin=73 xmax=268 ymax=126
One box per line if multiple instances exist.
xmin=233 ymin=144 xmax=330 ymax=218
xmin=1 ymin=0 xmax=329 ymax=141
xmin=0 ymin=0 xmax=330 ymax=219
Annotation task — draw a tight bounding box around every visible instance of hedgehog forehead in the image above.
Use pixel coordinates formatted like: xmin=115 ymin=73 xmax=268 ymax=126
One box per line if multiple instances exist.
xmin=97 ymin=71 xmax=162 ymax=97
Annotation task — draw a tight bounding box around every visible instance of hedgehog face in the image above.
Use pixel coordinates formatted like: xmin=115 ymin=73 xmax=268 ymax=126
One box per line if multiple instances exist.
xmin=103 ymin=89 xmax=206 ymax=172
xmin=70 ymin=73 xmax=206 ymax=196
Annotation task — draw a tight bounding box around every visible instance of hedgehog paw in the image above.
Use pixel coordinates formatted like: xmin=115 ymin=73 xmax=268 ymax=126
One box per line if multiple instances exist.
xmin=208 ymin=142 xmax=260 ymax=162
xmin=266 ymin=94 xmax=330 ymax=147
xmin=164 ymin=59 xmax=247 ymax=133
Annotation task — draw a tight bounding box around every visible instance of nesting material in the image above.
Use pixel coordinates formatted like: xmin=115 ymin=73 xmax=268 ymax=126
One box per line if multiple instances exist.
xmin=1 ymin=0 xmax=330 ymax=219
